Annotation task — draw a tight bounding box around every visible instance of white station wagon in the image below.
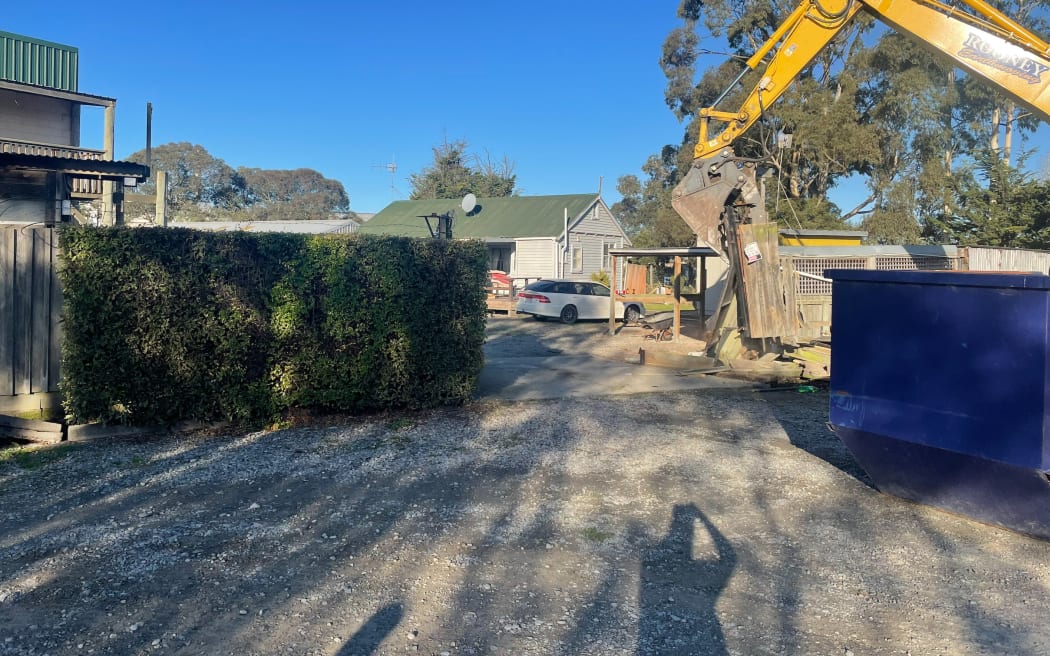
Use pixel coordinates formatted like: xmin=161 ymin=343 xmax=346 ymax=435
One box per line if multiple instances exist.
xmin=515 ymin=279 xmax=645 ymax=325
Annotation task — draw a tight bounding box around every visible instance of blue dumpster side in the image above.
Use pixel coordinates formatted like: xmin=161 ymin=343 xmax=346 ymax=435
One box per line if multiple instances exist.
xmin=827 ymin=269 xmax=1050 ymax=539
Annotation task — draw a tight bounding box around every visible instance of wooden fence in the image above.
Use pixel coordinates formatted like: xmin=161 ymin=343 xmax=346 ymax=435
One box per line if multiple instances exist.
xmin=963 ymin=246 xmax=1050 ymax=274
xmin=0 ymin=224 xmax=62 ymax=402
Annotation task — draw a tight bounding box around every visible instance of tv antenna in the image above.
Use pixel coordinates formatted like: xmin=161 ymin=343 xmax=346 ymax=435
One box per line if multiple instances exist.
xmin=372 ymin=155 xmax=398 ymax=201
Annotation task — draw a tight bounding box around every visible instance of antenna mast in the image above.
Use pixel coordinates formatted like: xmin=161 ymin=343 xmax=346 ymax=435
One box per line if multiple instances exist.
xmin=371 ymin=155 xmax=398 ymax=202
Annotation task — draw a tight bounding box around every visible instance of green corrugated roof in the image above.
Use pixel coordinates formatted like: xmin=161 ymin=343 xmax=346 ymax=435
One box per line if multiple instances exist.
xmin=0 ymin=31 xmax=79 ymax=92
xmin=357 ymin=194 xmax=598 ymax=239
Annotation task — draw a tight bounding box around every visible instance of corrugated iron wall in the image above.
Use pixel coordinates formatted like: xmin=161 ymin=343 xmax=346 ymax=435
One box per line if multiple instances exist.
xmin=965 ymin=247 xmax=1050 ymax=274
xmin=0 ymin=31 xmax=78 ymax=92
xmin=0 ymin=225 xmax=63 ymax=397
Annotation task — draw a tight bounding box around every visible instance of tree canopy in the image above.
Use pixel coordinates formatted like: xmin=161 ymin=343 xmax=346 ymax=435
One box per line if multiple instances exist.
xmin=926 ymin=150 xmax=1050 ymax=247
xmin=127 ymin=142 xmax=245 ymax=219
xmin=236 ymin=167 xmax=350 ymax=221
xmin=408 ymin=140 xmax=517 ymax=200
xmin=125 ymin=142 xmax=351 ymax=222
xmin=610 ymin=147 xmax=695 ymax=247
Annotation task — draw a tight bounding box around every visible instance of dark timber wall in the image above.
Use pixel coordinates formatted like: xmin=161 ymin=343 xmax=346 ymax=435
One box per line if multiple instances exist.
xmin=0 ymin=224 xmax=62 ymax=400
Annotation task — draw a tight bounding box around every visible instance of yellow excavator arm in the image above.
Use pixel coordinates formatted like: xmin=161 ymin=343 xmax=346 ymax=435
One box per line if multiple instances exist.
xmin=696 ymin=0 xmax=1050 ymax=158
xmin=673 ymin=0 xmax=1050 ymax=250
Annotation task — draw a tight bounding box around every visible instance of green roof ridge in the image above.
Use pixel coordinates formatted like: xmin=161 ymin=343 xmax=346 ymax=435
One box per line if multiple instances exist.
xmin=359 ymin=193 xmax=599 ymax=239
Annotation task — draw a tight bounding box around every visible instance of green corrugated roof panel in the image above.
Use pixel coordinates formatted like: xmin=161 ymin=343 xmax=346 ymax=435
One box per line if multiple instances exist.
xmin=358 ymin=194 xmax=597 ymax=239
xmin=0 ymin=31 xmax=78 ymax=92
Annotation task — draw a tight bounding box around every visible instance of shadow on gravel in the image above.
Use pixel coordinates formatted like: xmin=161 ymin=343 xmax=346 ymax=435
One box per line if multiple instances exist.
xmin=0 ymin=404 xmax=607 ymax=655
xmin=636 ymin=504 xmax=735 ymax=656
xmin=483 ymin=316 xmax=632 ymax=361
xmin=4 ymin=390 xmax=1050 ymax=656
xmin=483 ymin=317 xmax=571 ymax=359
xmin=336 ymin=602 xmax=403 ymax=656
xmin=761 ymin=391 xmax=873 ymax=487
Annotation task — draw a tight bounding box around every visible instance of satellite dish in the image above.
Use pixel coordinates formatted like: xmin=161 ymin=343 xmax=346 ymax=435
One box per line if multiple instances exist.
xmin=461 ymin=193 xmax=477 ymax=214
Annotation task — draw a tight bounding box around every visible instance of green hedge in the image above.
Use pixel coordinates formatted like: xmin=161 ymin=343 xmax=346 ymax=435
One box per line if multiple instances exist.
xmin=58 ymin=226 xmax=488 ymax=426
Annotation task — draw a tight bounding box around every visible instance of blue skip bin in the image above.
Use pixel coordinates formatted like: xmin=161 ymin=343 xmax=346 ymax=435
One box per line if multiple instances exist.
xmin=826 ymin=269 xmax=1050 ymax=539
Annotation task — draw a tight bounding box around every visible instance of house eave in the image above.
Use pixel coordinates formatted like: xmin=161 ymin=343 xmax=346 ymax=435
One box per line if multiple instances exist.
xmin=0 ymin=79 xmax=115 ymax=107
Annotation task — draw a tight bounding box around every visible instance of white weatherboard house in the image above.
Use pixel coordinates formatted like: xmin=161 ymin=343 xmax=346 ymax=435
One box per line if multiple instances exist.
xmin=358 ymin=194 xmax=632 ymax=283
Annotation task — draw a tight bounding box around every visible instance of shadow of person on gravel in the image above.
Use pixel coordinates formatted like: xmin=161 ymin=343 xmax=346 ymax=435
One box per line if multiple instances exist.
xmin=637 ymin=503 xmax=735 ymax=656
xmin=335 ymin=602 xmax=403 ymax=655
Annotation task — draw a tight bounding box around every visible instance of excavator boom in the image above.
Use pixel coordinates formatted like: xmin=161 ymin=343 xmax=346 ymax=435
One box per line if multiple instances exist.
xmin=672 ymin=0 xmax=1050 ymax=256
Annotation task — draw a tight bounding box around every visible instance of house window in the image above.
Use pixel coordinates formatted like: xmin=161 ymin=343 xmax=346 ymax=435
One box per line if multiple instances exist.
xmin=571 ymin=246 xmax=583 ymax=273
xmin=602 ymin=242 xmax=615 ymax=272
xmin=489 ymin=246 xmax=512 ymax=272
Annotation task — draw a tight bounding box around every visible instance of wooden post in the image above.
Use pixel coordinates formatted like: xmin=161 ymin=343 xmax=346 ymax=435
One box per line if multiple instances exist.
xmin=145 ymin=102 xmax=152 ymax=169
xmin=608 ymin=254 xmax=618 ymax=335
xmin=673 ymin=255 xmax=682 ymax=341
xmin=103 ymin=103 xmax=115 ymax=160
xmin=101 ymin=180 xmax=116 ymax=226
xmin=114 ymin=182 xmax=125 ymax=226
xmin=155 ymin=170 xmax=168 ymax=226
xmin=45 ymin=172 xmax=58 ymax=227
xmin=0 ymin=228 xmax=12 ymax=396
xmin=101 ymin=102 xmax=125 ymax=225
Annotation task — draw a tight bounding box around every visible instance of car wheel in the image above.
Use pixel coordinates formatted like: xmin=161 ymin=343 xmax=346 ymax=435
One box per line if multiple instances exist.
xmin=560 ymin=305 xmax=578 ymax=325
xmin=624 ymin=305 xmax=641 ymax=324
xmin=533 ymin=314 xmax=547 ymax=322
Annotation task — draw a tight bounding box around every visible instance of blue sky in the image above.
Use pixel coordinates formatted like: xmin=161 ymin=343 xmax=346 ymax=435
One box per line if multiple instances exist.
xmin=6 ymin=2 xmax=1048 ymax=217
xmin=5 ymin=1 xmax=695 ymax=213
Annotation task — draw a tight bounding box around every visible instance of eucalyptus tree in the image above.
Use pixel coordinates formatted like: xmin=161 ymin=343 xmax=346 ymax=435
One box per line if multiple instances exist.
xmin=611 ymin=147 xmax=696 ymax=247
xmin=127 ymin=142 xmax=247 ymax=219
xmin=236 ymin=167 xmax=350 ymax=221
xmin=970 ymin=0 xmax=1050 ymax=166
xmin=855 ymin=1 xmax=1050 ymax=240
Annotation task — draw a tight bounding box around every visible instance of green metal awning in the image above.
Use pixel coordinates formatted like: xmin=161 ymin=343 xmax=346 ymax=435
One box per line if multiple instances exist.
xmin=0 ymin=152 xmax=149 ymax=180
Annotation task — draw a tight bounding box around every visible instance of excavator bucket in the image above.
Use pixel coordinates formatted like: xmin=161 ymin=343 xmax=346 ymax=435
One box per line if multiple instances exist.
xmin=671 ymin=149 xmax=777 ymax=341
xmin=671 ymin=149 xmax=768 ymax=256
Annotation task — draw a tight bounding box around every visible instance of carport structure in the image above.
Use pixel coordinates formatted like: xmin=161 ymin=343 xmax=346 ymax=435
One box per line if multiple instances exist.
xmin=607 ymin=246 xmax=719 ymax=340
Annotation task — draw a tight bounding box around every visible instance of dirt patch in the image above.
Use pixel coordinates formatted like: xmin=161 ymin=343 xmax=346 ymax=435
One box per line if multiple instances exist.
xmin=1 ymin=323 xmax=1049 ymax=655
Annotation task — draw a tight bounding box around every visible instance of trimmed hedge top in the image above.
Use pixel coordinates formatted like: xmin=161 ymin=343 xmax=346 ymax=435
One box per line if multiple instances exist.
xmin=59 ymin=226 xmax=488 ymax=426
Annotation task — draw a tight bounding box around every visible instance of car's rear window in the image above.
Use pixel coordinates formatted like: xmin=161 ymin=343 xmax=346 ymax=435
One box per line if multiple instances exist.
xmin=553 ymin=282 xmax=575 ymax=294
xmin=525 ymin=281 xmax=555 ymax=292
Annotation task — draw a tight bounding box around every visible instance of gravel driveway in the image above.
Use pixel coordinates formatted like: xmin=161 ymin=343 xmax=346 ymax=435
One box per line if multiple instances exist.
xmin=2 ymin=318 xmax=1049 ymax=656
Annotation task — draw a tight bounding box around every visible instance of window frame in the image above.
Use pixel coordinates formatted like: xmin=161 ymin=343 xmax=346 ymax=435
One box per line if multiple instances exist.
xmin=571 ymin=245 xmax=583 ymax=273
xmin=602 ymin=242 xmax=615 ymax=272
